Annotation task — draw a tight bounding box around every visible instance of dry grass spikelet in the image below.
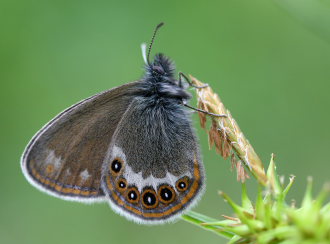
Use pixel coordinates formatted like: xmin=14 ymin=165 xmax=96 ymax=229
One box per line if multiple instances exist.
xmin=190 ymin=75 xmax=267 ymax=184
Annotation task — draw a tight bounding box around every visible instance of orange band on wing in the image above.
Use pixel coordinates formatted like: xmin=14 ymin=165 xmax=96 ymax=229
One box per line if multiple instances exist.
xmin=106 ymin=155 xmax=201 ymax=219
xmin=29 ymin=162 xmax=99 ymax=197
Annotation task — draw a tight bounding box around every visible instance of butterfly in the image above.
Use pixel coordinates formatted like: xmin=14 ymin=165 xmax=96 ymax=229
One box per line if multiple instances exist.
xmin=21 ymin=23 xmax=224 ymax=224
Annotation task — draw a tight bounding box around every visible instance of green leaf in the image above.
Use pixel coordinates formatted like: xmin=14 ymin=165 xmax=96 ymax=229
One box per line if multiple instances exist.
xmin=241 ymin=183 xmax=254 ymax=211
xmin=181 ymin=211 xmax=234 ymax=239
xmin=267 ymin=153 xmax=283 ymax=196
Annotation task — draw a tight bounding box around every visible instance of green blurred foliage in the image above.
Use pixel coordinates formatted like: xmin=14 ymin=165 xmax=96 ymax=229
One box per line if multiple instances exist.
xmin=275 ymin=0 xmax=330 ymax=43
xmin=0 ymin=0 xmax=330 ymax=244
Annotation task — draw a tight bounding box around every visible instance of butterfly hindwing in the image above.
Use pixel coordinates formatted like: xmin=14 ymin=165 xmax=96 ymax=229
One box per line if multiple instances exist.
xmin=21 ymin=81 xmax=140 ymax=202
xmin=101 ymin=96 xmax=205 ymax=223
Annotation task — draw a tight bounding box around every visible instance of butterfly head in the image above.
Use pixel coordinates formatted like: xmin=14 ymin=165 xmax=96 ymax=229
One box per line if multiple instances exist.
xmin=141 ymin=23 xmax=176 ymax=83
xmin=145 ymin=53 xmax=175 ymax=82
xmin=140 ymin=23 xmax=191 ymax=99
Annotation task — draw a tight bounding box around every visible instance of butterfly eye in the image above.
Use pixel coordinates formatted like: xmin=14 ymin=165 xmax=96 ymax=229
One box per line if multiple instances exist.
xmin=110 ymin=158 xmax=123 ymax=175
xmin=142 ymin=188 xmax=158 ymax=209
xmin=153 ymin=65 xmax=165 ymax=75
xmin=158 ymin=185 xmax=175 ymax=204
xmin=126 ymin=186 xmax=140 ymax=204
xmin=176 ymin=176 xmax=190 ymax=192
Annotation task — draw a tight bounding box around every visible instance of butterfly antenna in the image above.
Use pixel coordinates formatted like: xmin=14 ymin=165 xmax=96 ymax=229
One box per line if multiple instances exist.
xmin=147 ymin=22 xmax=164 ymax=65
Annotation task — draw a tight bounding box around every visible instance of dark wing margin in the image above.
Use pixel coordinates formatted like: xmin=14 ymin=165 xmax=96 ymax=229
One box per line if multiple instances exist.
xmin=21 ymin=81 xmax=141 ymax=203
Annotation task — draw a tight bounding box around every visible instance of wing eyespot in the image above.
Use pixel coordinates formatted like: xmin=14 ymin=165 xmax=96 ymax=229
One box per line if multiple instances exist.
xmin=176 ymin=176 xmax=190 ymax=192
xmin=110 ymin=158 xmax=124 ymax=176
xmin=141 ymin=188 xmax=158 ymax=209
xmin=126 ymin=186 xmax=140 ymax=204
xmin=158 ymin=184 xmax=175 ymax=204
xmin=116 ymin=177 xmax=127 ymax=192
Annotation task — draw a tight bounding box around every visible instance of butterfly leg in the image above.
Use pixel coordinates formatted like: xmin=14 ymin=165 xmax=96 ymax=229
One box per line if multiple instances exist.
xmin=178 ymin=72 xmax=209 ymax=89
xmin=182 ymin=101 xmax=227 ymax=118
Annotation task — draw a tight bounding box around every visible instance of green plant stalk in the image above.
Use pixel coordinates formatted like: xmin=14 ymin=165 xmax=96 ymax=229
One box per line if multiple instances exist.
xmin=181 ymin=211 xmax=234 ymax=239
xmin=181 ymin=77 xmax=330 ymax=244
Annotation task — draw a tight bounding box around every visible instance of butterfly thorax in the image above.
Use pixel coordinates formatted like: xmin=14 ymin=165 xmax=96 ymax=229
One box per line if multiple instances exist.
xmin=140 ymin=53 xmax=191 ymax=100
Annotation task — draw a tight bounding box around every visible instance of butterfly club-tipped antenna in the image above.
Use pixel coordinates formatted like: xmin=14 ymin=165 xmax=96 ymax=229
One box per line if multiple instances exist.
xmin=146 ymin=22 xmax=164 ymax=65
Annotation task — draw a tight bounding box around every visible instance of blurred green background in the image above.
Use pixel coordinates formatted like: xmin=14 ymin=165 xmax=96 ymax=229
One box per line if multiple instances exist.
xmin=1 ymin=0 xmax=330 ymax=244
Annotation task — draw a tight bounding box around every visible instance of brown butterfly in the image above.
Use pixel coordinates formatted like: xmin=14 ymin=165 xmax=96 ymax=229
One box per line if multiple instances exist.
xmin=21 ymin=23 xmax=224 ymax=224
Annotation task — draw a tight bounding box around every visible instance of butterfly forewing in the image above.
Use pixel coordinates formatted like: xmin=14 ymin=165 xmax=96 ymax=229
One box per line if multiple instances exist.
xmin=21 ymin=81 xmax=141 ymax=202
xmin=101 ymin=97 xmax=205 ymax=223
